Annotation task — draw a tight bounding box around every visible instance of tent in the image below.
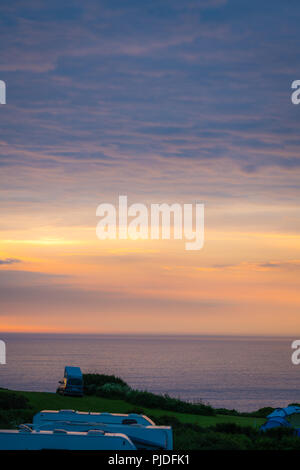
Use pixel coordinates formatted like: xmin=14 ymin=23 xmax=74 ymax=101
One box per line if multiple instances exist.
xmin=261 ymin=406 xmax=300 ymax=432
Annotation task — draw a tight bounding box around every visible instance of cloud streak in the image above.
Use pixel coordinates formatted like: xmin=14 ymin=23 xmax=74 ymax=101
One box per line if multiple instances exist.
xmin=0 ymin=258 xmax=21 ymax=265
xmin=0 ymin=1 xmax=300 ymax=334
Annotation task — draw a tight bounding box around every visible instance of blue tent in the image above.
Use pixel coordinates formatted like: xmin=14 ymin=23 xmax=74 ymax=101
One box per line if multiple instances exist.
xmin=267 ymin=406 xmax=300 ymax=419
xmin=261 ymin=406 xmax=300 ymax=432
xmin=260 ymin=416 xmax=290 ymax=431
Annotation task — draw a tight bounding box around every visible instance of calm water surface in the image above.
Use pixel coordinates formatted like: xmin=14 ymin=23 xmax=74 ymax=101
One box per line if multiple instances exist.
xmin=0 ymin=333 xmax=298 ymax=411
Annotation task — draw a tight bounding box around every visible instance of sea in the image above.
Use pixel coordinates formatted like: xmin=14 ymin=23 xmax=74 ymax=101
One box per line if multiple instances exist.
xmin=0 ymin=333 xmax=299 ymax=412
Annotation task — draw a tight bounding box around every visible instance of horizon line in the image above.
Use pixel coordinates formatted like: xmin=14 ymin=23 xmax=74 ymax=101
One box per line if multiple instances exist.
xmin=0 ymin=330 xmax=297 ymax=338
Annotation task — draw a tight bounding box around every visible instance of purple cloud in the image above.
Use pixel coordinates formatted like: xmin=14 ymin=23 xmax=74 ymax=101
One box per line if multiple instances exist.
xmin=0 ymin=258 xmax=21 ymax=265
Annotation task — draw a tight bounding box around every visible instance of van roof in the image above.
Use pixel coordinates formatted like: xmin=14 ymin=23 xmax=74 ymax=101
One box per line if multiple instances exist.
xmin=64 ymin=366 xmax=82 ymax=377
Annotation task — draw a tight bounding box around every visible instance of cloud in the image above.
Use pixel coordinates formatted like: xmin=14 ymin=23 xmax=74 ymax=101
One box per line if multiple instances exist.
xmin=211 ymin=260 xmax=300 ymax=272
xmin=0 ymin=268 xmax=230 ymax=316
xmin=0 ymin=269 xmax=69 ymax=284
xmin=257 ymin=260 xmax=300 ymax=271
xmin=0 ymin=258 xmax=21 ymax=265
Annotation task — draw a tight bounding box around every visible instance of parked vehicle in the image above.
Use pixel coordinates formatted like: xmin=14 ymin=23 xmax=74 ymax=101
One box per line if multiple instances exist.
xmin=0 ymin=427 xmax=136 ymax=450
xmin=33 ymin=409 xmax=154 ymax=426
xmin=57 ymin=367 xmax=83 ymax=397
xmin=32 ymin=409 xmax=173 ymax=450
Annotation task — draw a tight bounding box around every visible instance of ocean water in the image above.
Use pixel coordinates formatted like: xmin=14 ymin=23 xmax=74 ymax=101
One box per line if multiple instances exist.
xmin=0 ymin=333 xmax=299 ymax=411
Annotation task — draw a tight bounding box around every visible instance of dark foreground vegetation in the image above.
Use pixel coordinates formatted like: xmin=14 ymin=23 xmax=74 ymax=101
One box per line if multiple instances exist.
xmin=0 ymin=373 xmax=299 ymax=450
xmin=156 ymin=416 xmax=300 ymax=450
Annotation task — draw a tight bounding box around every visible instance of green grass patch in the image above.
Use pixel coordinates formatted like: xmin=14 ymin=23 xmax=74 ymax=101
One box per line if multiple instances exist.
xmin=5 ymin=389 xmax=300 ymax=450
xmin=0 ymin=388 xmax=264 ymax=429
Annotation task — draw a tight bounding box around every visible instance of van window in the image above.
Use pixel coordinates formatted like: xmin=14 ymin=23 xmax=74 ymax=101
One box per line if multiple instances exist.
xmin=68 ymin=378 xmax=82 ymax=386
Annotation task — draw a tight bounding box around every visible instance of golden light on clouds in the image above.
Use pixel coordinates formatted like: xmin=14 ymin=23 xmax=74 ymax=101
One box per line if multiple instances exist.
xmin=1 ymin=218 xmax=300 ymax=335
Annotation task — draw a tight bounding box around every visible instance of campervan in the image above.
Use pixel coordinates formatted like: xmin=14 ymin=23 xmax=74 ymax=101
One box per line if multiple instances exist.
xmin=57 ymin=367 xmax=83 ymax=397
xmin=32 ymin=410 xmax=173 ymax=450
xmin=0 ymin=427 xmax=136 ymax=450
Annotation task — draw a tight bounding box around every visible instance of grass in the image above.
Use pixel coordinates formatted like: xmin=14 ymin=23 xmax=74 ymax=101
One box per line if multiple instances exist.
xmin=0 ymin=388 xmax=264 ymax=428
xmin=4 ymin=389 xmax=300 ymax=449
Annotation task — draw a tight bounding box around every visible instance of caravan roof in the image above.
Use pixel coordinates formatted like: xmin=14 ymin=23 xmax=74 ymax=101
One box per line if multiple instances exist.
xmin=64 ymin=366 xmax=82 ymax=377
xmin=33 ymin=410 xmax=154 ymax=426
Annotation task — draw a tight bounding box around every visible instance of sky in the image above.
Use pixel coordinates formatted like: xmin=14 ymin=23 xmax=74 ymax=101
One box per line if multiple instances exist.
xmin=0 ymin=0 xmax=300 ymax=335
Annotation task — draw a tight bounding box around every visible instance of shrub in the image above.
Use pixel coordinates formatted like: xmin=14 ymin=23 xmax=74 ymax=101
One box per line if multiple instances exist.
xmin=212 ymin=422 xmax=257 ymax=438
xmin=124 ymin=389 xmax=215 ymax=416
xmin=215 ymin=408 xmax=239 ymax=416
xmin=175 ymin=429 xmax=253 ymax=450
xmin=0 ymin=410 xmax=12 ymax=428
xmin=0 ymin=409 xmax=34 ymax=429
xmin=154 ymin=415 xmax=183 ymax=428
xmin=125 ymin=407 xmax=145 ymax=415
xmin=254 ymin=434 xmax=298 ymax=451
xmin=95 ymin=383 xmax=130 ymax=399
xmin=83 ymin=373 xmax=128 ymax=395
xmin=0 ymin=392 xmax=30 ymax=410
xmin=244 ymin=407 xmax=275 ymax=418
xmin=263 ymin=426 xmax=295 ymax=439
xmin=84 ymin=373 xmax=215 ymax=416
xmin=216 ymin=406 xmax=275 ymax=418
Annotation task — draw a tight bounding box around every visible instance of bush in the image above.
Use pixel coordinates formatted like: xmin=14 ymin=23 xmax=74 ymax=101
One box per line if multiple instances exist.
xmin=174 ymin=428 xmax=253 ymax=450
xmin=212 ymin=422 xmax=257 ymax=438
xmin=215 ymin=408 xmax=240 ymax=416
xmin=84 ymin=373 xmax=215 ymax=416
xmin=216 ymin=406 xmax=275 ymax=418
xmin=0 ymin=392 xmax=30 ymax=410
xmin=125 ymin=407 xmax=145 ymax=415
xmin=154 ymin=415 xmax=183 ymax=428
xmin=95 ymin=383 xmax=130 ymax=399
xmin=0 ymin=409 xmax=34 ymax=429
xmin=255 ymin=434 xmax=300 ymax=450
xmin=172 ymin=419 xmax=300 ymax=450
xmin=264 ymin=426 xmax=295 ymax=439
xmin=0 ymin=410 xmax=12 ymax=428
xmin=123 ymin=389 xmax=215 ymax=416
xmin=244 ymin=407 xmax=275 ymax=418
xmin=83 ymin=373 xmax=128 ymax=395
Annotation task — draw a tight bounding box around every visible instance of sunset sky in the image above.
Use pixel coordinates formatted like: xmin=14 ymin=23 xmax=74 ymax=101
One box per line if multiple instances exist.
xmin=0 ymin=0 xmax=300 ymax=335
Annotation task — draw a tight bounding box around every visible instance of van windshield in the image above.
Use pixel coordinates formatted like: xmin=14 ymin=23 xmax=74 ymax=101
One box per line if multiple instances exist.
xmin=68 ymin=378 xmax=82 ymax=386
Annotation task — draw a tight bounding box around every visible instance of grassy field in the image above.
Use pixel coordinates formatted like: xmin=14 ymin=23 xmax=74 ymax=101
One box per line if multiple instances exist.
xmin=3 ymin=388 xmax=300 ymax=449
xmin=0 ymin=388 xmax=264 ymax=428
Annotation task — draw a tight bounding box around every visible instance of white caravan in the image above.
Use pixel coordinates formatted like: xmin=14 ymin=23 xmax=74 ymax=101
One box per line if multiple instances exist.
xmin=33 ymin=409 xmax=154 ymax=426
xmin=0 ymin=427 xmax=136 ymax=450
xmin=32 ymin=410 xmax=173 ymax=450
